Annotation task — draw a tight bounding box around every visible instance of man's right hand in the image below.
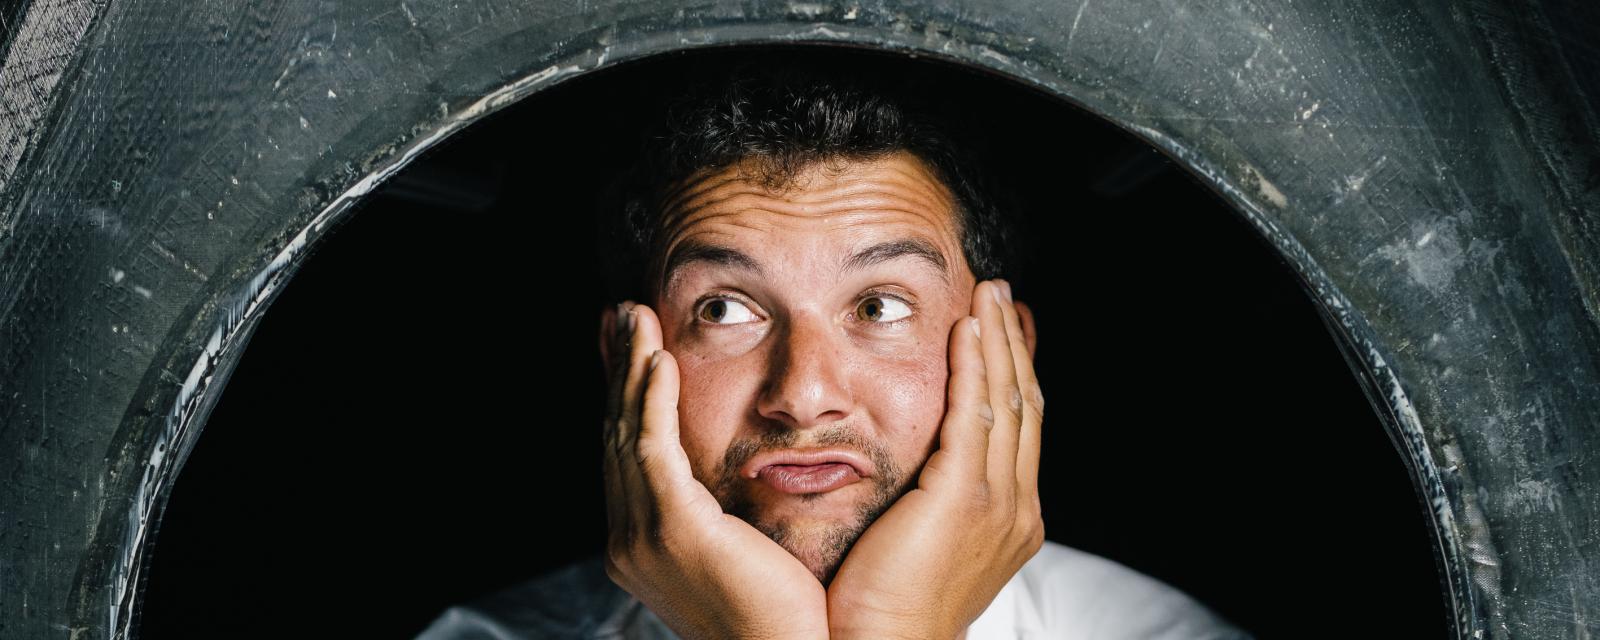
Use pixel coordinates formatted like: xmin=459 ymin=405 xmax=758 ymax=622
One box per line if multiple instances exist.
xmin=599 ymin=301 xmax=830 ymax=640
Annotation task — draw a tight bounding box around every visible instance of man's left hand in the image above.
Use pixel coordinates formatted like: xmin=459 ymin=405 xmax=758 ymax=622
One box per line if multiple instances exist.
xmin=825 ymin=278 xmax=1046 ymax=640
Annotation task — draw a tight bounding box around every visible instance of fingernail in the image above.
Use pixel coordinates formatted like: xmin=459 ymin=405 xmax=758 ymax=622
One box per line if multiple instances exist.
xmin=625 ymin=305 xmax=637 ymax=335
xmin=969 ymin=316 xmax=980 ymax=339
xmin=1001 ymin=280 xmax=1013 ymax=302
xmin=991 ymin=281 xmax=1005 ymax=305
xmin=649 ymin=350 xmax=663 ymax=371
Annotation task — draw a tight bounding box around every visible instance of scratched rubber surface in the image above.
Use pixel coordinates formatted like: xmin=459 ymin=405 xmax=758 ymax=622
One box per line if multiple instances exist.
xmin=0 ymin=1 xmax=1597 ymax=639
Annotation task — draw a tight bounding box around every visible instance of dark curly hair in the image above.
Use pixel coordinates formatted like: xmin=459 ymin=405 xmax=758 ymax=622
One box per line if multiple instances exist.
xmin=595 ymin=49 xmax=1027 ymax=306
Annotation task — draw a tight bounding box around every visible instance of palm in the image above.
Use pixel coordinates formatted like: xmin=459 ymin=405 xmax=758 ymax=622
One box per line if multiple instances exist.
xmin=690 ymin=483 xmax=827 ymax=603
xmin=826 ymin=459 xmax=961 ymax=619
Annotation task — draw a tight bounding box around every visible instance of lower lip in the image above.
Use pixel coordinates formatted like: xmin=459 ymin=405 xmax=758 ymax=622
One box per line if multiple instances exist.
xmin=757 ymin=463 xmax=862 ymax=494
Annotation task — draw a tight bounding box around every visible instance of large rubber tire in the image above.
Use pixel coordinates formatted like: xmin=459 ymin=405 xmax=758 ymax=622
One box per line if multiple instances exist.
xmin=2 ymin=1 xmax=1596 ymax=638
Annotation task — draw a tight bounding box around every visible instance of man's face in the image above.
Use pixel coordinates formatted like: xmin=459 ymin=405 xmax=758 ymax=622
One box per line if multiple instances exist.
xmin=644 ymin=150 xmax=977 ymax=585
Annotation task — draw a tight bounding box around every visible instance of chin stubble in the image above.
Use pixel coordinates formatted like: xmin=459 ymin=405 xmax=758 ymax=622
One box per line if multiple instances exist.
xmin=709 ymin=424 xmax=916 ymax=586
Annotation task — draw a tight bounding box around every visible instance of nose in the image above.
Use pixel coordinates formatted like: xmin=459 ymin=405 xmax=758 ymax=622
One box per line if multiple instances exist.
xmin=756 ymin=312 xmax=853 ymax=430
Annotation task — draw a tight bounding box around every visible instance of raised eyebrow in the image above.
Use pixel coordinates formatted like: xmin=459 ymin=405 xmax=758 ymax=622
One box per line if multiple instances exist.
xmin=659 ymin=236 xmax=953 ymax=296
xmin=841 ymin=238 xmax=951 ymax=287
xmin=659 ymin=239 xmax=766 ymax=296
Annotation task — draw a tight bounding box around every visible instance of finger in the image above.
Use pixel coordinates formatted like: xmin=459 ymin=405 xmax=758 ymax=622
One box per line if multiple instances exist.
xmin=636 ymin=346 xmax=701 ymax=516
xmin=603 ymin=302 xmax=634 ymax=435
xmin=979 ymin=280 xmax=1022 ymax=499
xmin=927 ymin=310 xmax=990 ymax=489
xmin=625 ymin=306 xmax=708 ymax=532
xmin=601 ymin=302 xmax=643 ymax=547
xmin=997 ymin=283 xmax=1045 ymax=495
xmin=613 ymin=303 xmax=654 ymax=530
xmin=600 ymin=303 xmax=634 ymax=544
xmin=616 ymin=303 xmax=650 ymax=454
xmin=602 ymin=415 xmax=631 ymax=549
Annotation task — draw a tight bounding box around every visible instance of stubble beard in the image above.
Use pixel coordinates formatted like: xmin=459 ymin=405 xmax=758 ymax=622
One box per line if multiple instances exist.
xmin=709 ymin=424 xmax=915 ymax=587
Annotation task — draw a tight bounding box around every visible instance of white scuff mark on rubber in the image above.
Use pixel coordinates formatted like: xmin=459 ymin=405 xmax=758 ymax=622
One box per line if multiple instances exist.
xmin=1067 ymin=0 xmax=1089 ymax=50
xmin=1507 ymin=478 xmax=1558 ymax=515
xmin=1375 ymin=218 xmax=1464 ymax=294
xmin=110 ymin=268 xmax=125 ymax=284
xmin=132 ymin=285 xmax=152 ymax=299
xmin=400 ymin=1 xmax=419 ymax=27
xmin=976 ymin=45 xmax=1013 ymax=66
xmin=1345 ymin=154 xmax=1387 ymax=193
xmin=272 ymin=61 xmax=294 ymax=91
xmin=1241 ymin=163 xmax=1287 ymax=208
xmin=802 ymin=24 xmax=850 ymax=39
xmin=1300 ymin=101 xmax=1320 ymax=120
xmin=327 ymin=89 xmax=338 ymax=99
xmin=787 ymin=2 xmax=827 ymax=18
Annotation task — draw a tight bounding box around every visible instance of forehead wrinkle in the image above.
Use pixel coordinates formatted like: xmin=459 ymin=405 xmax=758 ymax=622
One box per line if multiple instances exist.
xmin=657 ymin=217 xmax=776 ymax=296
xmin=660 ymin=171 xmax=752 ymax=231
xmin=666 ymin=155 xmax=955 ymax=225
xmin=653 ymin=152 xmax=965 ymax=299
xmin=672 ymin=186 xmax=954 ymax=230
xmin=660 ymin=223 xmax=956 ymax=300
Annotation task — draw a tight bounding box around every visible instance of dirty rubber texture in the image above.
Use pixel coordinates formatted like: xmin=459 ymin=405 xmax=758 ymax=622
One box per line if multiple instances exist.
xmin=1 ymin=1 xmax=1597 ymax=638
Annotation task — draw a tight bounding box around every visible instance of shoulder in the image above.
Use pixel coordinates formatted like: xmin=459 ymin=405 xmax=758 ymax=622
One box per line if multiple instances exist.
xmin=413 ymin=554 xmax=642 ymax=640
xmin=1014 ymin=540 xmax=1255 ymax=640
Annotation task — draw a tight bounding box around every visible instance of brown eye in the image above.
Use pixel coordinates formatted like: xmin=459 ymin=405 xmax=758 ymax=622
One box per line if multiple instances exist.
xmin=856 ymin=295 xmax=912 ymax=323
xmin=697 ymin=298 xmax=758 ymax=325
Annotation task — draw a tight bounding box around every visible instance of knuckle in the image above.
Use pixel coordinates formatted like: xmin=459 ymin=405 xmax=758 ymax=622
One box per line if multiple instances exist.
xmin=967 ymin=481 xmax=993 ymax=509
xmin=1029 ymin=383 xmax=1045 ymax=414
xmin=604 ymin=547 xmax=632 ymax=581
xmin=636 ymin=442 xmax=663 ymax=475
xmin=1005 ymin=384 xmax=1024 ymax=415
xmin=1028 ymin=520 xmax=1047 ymax=553
xmin=975 ymin=402 xmax=996 ymax=426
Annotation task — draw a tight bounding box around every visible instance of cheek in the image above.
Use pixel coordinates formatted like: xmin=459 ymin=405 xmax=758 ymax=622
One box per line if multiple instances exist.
xmin=669 ymin=351 xmax=751 ymax=481
xmin=864 ymin=347 xmax=951 ymax=445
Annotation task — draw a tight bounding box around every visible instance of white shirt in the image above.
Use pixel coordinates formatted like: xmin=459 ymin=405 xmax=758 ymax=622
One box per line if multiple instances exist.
xmin=415 ymin=540 xmax=1254 ymax=639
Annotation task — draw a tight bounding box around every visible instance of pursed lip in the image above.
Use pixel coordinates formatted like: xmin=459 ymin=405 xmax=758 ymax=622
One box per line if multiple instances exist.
xmin=741 ymin=447 xmax=875 ymax=480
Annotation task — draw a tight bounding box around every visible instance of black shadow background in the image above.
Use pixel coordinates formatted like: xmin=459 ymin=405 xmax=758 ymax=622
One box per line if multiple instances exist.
xmin=140 ymin=45 xmax=1451 ymax=638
